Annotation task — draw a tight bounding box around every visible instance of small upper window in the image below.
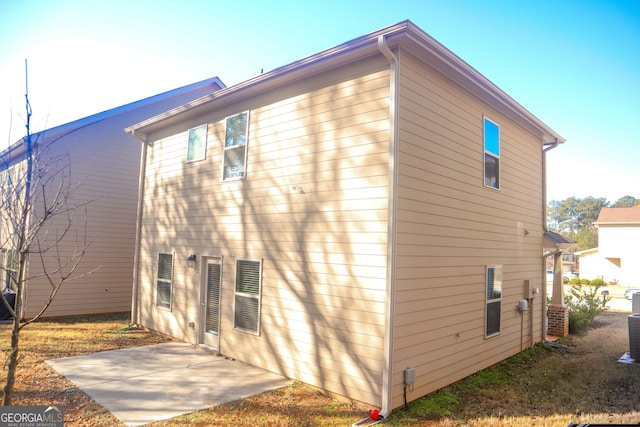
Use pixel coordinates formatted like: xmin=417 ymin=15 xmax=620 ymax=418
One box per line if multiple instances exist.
xmin=483 ymin=117 xmax=500 ymax=189
xmin=187 ymin=125 xmax=207 ymax=162
xmin=7 ymin=167 xmax=14 ymax=188
xmin=223 ymin=112 xmax=249 ymax=181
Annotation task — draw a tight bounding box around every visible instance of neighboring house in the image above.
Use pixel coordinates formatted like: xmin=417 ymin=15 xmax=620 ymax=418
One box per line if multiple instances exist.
xmin=0 ymin=77 xmax=225 ymax=318
xmin=127 ymin=21 xmax=564 ymax=412
xmin=577 ymin=204 xmax=640 ymax=284
xmin=562 ymin=252 xmax=577 ymax=274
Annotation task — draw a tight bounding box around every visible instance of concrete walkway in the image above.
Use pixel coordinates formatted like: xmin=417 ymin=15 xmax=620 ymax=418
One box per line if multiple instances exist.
xmin=47 ymin=342 xmax=292 ymax=426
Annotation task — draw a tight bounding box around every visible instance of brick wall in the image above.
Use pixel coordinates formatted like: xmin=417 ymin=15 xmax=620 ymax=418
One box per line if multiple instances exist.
xmin=548 ymin=304 xmax=569 ymax=337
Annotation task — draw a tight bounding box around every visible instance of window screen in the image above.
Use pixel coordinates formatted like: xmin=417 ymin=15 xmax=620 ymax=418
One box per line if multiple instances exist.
xmin=156 ymin=253 xmax=173 ymax=309
xmin=234 ymin=259 xmax=261 ymax=333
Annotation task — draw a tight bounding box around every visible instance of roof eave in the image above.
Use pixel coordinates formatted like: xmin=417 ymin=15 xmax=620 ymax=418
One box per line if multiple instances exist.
xmin=396 ymin=22 xmax=565 ymax=145
xmin=595 ymin=221 xmax=640 ymax=226
xmin=126 ymin=23 xmax=394 ymax=135
xmin=127 ymin=20 xmax=565 ymax=145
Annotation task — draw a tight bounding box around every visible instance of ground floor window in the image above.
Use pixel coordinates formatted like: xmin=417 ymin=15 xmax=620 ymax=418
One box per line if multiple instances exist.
xmin=486 ymin=265 xmax=502 ymax=337
xmin=4 ymin=249 xmax=18 ymax=289
xmin=156 ymin=253 xmax=173 ymax=309
xmin=234 ymin=259 xmax=262 ymax=334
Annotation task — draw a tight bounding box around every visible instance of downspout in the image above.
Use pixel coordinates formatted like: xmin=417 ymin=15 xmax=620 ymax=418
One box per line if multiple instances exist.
xmin=541 ymin=139 xmax=560 ymax=341
xmin=130 ymin=130 xmax=148 ymax=326
xmin=377 ymin=34 xmax=399 ymax=420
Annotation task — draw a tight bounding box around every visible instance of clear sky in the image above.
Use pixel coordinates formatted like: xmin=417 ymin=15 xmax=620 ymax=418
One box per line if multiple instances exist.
xmin=1 ymin=0 xmax=638 ymax=203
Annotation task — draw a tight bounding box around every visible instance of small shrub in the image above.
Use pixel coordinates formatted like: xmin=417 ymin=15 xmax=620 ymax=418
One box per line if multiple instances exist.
xmin=569 ymin=277 xmax=581 ymax=285
xmin=568 ymin=309 xmax=592 ymax=334
xmin=564 ymin=282 xmax=610 ymax=334
xmin=589 ymin=278 xmax=605 ymax=287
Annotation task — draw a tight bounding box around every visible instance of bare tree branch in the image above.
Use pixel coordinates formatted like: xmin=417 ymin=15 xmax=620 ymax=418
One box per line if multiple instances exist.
xmin=1 ymin=62 xmax=93 ymax=404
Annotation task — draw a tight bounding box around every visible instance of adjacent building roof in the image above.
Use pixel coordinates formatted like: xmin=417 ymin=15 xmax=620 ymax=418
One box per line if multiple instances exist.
xmin=544 ymin=230 xmax=578 ymax=251
xmin=1 ymin=76 xmax=225 ymax=166
xmin=574 ymin=247 xmax=599 ymax=256
xmin=595 ymin=204 xmax=640 ymax=225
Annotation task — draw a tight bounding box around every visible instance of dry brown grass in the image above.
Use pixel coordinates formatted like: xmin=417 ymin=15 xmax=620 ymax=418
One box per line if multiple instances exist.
xmin=0 ymin=313 xmax=171 ymax=426
xmin=1 ymin=311 xmax=639 ymax=426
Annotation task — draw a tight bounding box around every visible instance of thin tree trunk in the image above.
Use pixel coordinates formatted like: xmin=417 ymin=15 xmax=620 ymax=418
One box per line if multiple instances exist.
xmin=2 ymin=318 xmax=20 ymax=405
xmin=2 ymin=60 xmax=32 ymax=406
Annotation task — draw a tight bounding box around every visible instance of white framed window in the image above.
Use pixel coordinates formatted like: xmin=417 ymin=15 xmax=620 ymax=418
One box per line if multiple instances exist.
xmin=156 ymin=253 xmax=173 ymax=309
xmin=233 ymin=258 xmax=262 ymax=334
xmin=3 ymin=167 xmax=16 ymax=199
xmin=483 ymin=116 xmax=500 ymax=189
xmin=4 ymin=249 xmax=18 ymax=290
xmin=223 ymin=112 xmax=249 ymax=181
xmin=7 ymin=167 xmax=14 ymax=188
xmin=187 ymin=125 xmax=207 ymax=162
xmin=485 ymin=265 xmax=502 ymax=337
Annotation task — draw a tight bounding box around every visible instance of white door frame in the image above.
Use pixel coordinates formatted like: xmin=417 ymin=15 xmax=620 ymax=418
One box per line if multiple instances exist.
xmin=199 ymin=256 xmax=222 ymax=350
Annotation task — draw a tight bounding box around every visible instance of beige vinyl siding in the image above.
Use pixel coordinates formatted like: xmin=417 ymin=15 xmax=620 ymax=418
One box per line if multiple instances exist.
xmin=22 ymin=129 xmax=140 ymax=317
xmin=391 ymin=50 xmax=544 ymax=408
xmin=0 ymin=80 xmax=222 ymax=318
xmin=138 ymin=58 xmax=391 ymax=405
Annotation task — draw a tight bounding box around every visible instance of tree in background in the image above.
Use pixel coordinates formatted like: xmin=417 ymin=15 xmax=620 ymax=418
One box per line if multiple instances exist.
xmin=611 ymin=195 xmax=640 ymax=208
xmin=0 ymin=64 xmax=90 ymax=405
xmin=547 ymin=195 xmax=638 ymax=251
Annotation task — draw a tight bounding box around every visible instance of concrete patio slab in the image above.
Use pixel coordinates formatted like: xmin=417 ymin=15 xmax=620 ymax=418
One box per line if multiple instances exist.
xmin=46 ymin=342 xmax=292 ymax=426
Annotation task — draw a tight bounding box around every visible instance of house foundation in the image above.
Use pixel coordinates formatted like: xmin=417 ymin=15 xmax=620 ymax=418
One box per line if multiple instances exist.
xmin=547 ymin=304 xmax=569 ymax=337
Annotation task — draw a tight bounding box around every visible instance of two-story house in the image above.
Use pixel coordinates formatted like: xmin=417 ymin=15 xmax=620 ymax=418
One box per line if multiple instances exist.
xmin=126 ymin=21 xmax=564 ymax=413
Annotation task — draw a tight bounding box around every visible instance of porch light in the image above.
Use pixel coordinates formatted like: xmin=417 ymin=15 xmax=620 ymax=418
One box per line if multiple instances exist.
xmin=187 ymin=254 xmax=196 ymax=267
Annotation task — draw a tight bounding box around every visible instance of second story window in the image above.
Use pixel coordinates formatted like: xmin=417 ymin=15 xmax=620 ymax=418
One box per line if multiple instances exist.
xmin=223 ymin=112 xmax=249 ymax=181
xmin=483 ymin=117 xmax=500 ymax=189
xmin=187 ymin=125 xmax=207 ymax=162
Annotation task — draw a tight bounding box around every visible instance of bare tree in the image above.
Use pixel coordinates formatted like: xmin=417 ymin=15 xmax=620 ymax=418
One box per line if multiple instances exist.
xmin=0 ymin=62 xmax=91 ymax=405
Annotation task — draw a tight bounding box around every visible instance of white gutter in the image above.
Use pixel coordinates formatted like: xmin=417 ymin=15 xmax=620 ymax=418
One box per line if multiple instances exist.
xmin=130 ymin=130 xmax=148 ymax=326
xmin=541 ymin=139 xmax=560 ymax=339
xmin=377 ymin=34 xmax=399 ymax=420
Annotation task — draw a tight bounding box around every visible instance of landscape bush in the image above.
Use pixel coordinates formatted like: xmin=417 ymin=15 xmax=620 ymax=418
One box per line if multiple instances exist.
xmin=563 ymin=281 xmax=610 ymax=334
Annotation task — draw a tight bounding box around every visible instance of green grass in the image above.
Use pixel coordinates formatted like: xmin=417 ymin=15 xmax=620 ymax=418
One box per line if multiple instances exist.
xmin=385 ymin=312 xmax=640 ymax=426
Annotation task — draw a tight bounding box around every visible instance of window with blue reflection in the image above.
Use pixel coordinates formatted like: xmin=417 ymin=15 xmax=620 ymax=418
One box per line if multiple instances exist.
xmin=483 ymin=117 xmax=500 ymax=189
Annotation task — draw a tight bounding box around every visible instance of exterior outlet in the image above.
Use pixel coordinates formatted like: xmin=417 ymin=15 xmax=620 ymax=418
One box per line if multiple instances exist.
xmin=404 ymin=367 xmax=415 ymax=385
